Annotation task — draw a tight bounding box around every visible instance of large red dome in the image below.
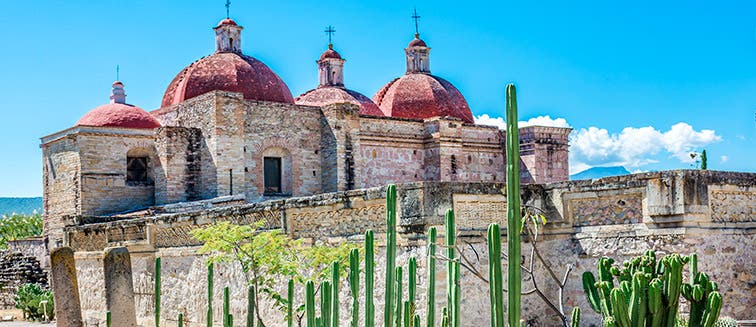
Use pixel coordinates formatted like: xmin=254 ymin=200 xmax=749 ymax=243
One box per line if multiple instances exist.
xmin=161 ymin=52 xmax=294 ymax=107
xmin=373 ymin=73 xmax=473 ymax=123
xmin=295 ymin=87 xmax=383 ymax=116
xmin=77 ymin=103 xmax=161 ymax=129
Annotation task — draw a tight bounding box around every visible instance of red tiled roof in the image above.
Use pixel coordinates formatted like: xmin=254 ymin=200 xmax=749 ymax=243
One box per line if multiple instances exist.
xmin=295 ymin=86 xmax=383 ymax=116
xmin=161 ymin=52 xmax=293 ymax=107
xmin=77 ymin=103 xmax=161 ymax=129
xmin=373 ymin=73 xmax=473 ymax=123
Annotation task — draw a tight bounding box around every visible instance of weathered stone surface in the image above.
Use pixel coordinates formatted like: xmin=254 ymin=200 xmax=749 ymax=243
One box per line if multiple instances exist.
xmin=103 ymin=247 xmax=137 ymax=327
xmin=50 ymin=247 xmax=82 ymax=326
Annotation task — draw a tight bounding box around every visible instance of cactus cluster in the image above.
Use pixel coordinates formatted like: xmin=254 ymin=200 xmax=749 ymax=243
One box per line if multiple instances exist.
xmin=582 ymin=251 xmax=723 ymax=327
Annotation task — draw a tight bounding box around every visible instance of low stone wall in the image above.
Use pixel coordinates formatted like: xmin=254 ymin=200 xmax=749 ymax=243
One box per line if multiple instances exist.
xmin=0 ymin=251 xmax=48 ymax=309
xmin=60 ymin=170 xmax=755 ymax=326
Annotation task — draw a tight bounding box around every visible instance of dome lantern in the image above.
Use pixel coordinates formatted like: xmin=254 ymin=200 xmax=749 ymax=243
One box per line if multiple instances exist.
xmin=406 ymin=34 xmax=431 ymax=74
xmin=214 ymin=18 xmax=243 ymax=53
xmin=318 ymin=44 xmax=345 ymax=88
xmin=109 ymin=81 xmax=127 ymax=104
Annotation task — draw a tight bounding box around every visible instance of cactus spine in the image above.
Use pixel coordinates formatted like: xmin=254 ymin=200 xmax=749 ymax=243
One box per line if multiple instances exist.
xmin=487 ymin=223 xmax=504 ymax=327
xmin=288 ymin=279 xmax=294 ymax=327
xmin=224 ymin=286 xmax=231 ymax=327
xmin=394 ymin=266 xmax=403 ymax=327
xmin=365 ymin=229 xmax=375 ymax=327
xmin=306 ymin=281 xmax=316 ymax=327
xmin=445 ymin=209 xmax=460 ymax=327
xmin=384 ymin=184 xmax=398 ymax=327
xmin=426 ymin=227 xmax=436 ymax=327
xmin=505 ymin=83 xmax=522 ymax=326
xmin=207 ymin=263 xmax=214 ymax=327
xmin=349 ymin=249 xmax=360 ymax=327
xmin=155 ymin=257 xmax=161 ymax=327
xmin=247 ymin=285 xmax=256 ymax=327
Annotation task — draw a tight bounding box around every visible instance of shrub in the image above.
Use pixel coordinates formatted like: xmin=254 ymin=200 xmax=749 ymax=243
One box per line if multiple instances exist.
xmin=14 ymin=283 xmax=54 ymax=321
xmin=0 ymin=213 xmax=43 ymax=249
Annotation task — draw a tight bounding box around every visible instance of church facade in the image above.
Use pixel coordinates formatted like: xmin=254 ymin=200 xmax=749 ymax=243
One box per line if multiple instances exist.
xmin=40 ymin=17 xmax=570 ymax=248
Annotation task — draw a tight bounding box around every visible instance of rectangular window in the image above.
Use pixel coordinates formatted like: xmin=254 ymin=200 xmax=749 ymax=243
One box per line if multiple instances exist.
xmin=127 ymin=157 xmax=149 ymax=183
xmin=264 ymin=157 xmax=282 ymax=194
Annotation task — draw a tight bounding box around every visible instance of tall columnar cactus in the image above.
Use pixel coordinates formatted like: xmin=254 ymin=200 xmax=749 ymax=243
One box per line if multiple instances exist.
xmin=384 ymin=184 xmax=397 ymax=327
xmin=106 ymin=311 xmax=111 ymax=327
xmin=224 ymin=286 xmax=231 ymax=327
xmin=321 ymin=281 xmax=333 ymax=327
xmin=208 ymin=263 xmax=214 ymax=327
xmin=178 ymin=313 xmax=184 ymax=327
xmin=306 ymin=281 xmax=316 ymax=327
xmin=394 ymin=266 xmax=404 ymax=327
xmin=247 ymin=285 xmax=256 ymax=327
xmin=445 ymin=209 xmax=460 ymax=327
xmin=403 ymin=301 xmax=411 ymax=327
xmin=408 ymin=256 xmax=417 ymax=324
xmin=570 ymin=307 xmax=580 ymax=327
xmin=426 ymin=227 xmax=436 ymax=327
xmin=505 ymin=83 xmax=522 ymax=327
xmin=582 ymin=252 xmax=723 ymax=327
xmin=332 ymin=260 xmax=340 ymax=327
xmin=349 ymin=248 xmax=360 ymax=327
xmin=441 ymin=307 xmax=448 ymax=327
xmin=487 ymin=223 xmax=504 ymax=327
xmin=365 ymin=229 xmax=375 ymax=327
xmin=155 ymin=257 xmax=161 ymax=327
xmin=288 ymin=279 xmax=295 ymax=327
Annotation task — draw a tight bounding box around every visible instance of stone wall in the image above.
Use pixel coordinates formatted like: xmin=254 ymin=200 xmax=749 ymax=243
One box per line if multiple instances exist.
xmin=60 ymin=170 xmax=755 ymax=326
xmin=0 ymin=251 xmax=48 ymax=309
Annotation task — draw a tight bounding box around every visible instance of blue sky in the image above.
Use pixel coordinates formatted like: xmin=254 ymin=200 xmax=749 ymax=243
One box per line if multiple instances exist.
xmin=0 ymin=1 xmax=754 ymax=197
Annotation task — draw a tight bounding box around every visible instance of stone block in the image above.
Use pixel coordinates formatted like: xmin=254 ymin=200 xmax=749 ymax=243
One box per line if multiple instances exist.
xmin=50 ymin=247 xmax=83 ymax=326
xmin=103 ymin=247 xmax=137 ymax=327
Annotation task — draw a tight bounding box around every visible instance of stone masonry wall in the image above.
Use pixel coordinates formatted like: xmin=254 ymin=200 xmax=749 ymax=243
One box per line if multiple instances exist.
xmin=62 ymin=170 xmax=755 ymax=326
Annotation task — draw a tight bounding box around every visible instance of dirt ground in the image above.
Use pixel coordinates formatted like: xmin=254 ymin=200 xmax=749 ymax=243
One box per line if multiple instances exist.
xmin=0 ymin=309 xmax=55 ymax=326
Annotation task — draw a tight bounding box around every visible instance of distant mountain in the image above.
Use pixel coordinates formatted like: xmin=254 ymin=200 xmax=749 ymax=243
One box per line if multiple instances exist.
xmin=570 ymin=166 xmax=631 ymax=180
xmin=0 ymin=197 xmax=43 ymax=216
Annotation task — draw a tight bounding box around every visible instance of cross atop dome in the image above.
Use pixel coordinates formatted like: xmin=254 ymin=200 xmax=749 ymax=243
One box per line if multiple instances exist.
xmin=411 ymin=8 xmax=421 ymax=38
xmin=405 ymin=9 xmax=431 ymax=74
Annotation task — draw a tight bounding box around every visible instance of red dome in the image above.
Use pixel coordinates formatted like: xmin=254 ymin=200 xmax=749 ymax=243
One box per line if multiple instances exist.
xmin=320 ymin=48 xmax=342 ymax=60
xmin=161 ymin=52 xmax=294 ymax=107
xmin=77 ymin=103 xmax=161 ymax=129
xmin=408 ymin=38 xmax=427 ymax=47
xmin=217 ymin=18 xmax=238 ymax=27
xmin=295 ymin=87 xmax=383 ymax=116
xmin=373 ymin=73 xmax=473 ymax=123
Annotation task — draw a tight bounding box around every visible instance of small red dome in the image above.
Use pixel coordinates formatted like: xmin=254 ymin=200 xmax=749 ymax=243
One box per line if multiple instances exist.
xmin=161 ymin=52 xmax=294 ymax=107
xmin=408 ymin=37 xmax=427 ymax=47
xmin=320 ymin=48 xmax=342 ymax=60
xmin=295 ymin=87 xmax=384 ymax=116
xmin=77 ymin=103 xmax=161 ymax=129
xmin=216 ymin=18 xmax=238 ymax=27
xmin=373 ymin=73 xmax=473 ymax=123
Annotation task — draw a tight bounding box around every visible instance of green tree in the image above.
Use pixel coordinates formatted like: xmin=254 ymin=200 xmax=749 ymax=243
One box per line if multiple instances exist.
xmin=190 ymin=221 xmax=356 ymax=326
xmin=0 ymin=213 xmax=43 ymax=250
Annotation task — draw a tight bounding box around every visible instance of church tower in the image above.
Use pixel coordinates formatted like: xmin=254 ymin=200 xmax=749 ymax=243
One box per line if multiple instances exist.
xmin=214 ymin=18 xmax=243 ymax=52
xmin=405 ymin=33 xmax=431 ymax=74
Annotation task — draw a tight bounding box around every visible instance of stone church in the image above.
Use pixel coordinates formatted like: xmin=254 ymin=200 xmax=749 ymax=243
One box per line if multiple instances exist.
xmin=40 ymin=16 xmax=570 ymax=248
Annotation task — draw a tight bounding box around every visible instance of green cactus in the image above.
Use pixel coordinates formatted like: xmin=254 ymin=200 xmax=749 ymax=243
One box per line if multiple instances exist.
xmin=288 ymin=279 xmax=294 ymax=327
xmin=426 ymin=227 xmax=436 ymax=327
xmin=487 ymin=223 xmax=504 ymax=327
xmin=403 ymin=301 xmax=411 ymax=327
xmin=414 ymin=314 xmax=420 ymax=327
xmin=207 ymin=263 xmax=214 ymax=327
xmin=106 ymin=311 xmax=111 ymax=327
xmin=441 ymin=307 xmax=448 ymax=327
xmin=228 ymin=314 xmax=234 ymax=327
xmin=332 ymin=261 xmax=340 ymax=327
xmin=155 ymin=257 xmax=161 ymax=327
xmin=385 ymin=184 xmax=397 ymax=327
xmin=408 ymin=256 xmax=417 ymax=324
xmin=306 ymin=281 xmax=316 ymax=327
xmin=365 ymin=229 xmax=375 ymax=327
xmin=505 ymin=83 xmax=523 ymax=327
xmin=394 ymin=266 xmax=403 ymax=327
xmin=571 ymin=307 xmax=581 ymax=327
xmin=349 ymin=249 xmax=360 ymax=327
xmin=178 ymin=313 xmax=184 ymax=327
xmin=321 ymin=281 xmax=332 ymax=327
xmin=224 ymin=286 xmax=230 ymax=327
xmin=445 ymin=209 xmax=460 ymax=327
xmin=247 ymin=285 xmax=255 ymax=327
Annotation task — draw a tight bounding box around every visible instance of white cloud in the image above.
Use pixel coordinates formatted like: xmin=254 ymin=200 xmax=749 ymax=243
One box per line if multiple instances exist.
xmin=474 ymin=114 xmax=571 ymax=130
xmin=569 ymin=122 xmax=722 ymax=173
xmin=721 ymin=155 xmax=728 ymax=163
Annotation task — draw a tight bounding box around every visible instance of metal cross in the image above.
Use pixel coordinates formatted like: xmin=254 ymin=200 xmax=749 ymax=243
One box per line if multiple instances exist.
xmin=325 ymin=25 xmax=336 ymax=44
xmin=411 ymin=8 xmax=421 ymax=35
xmin=225 ymin=0 xmax=231 ymax=19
